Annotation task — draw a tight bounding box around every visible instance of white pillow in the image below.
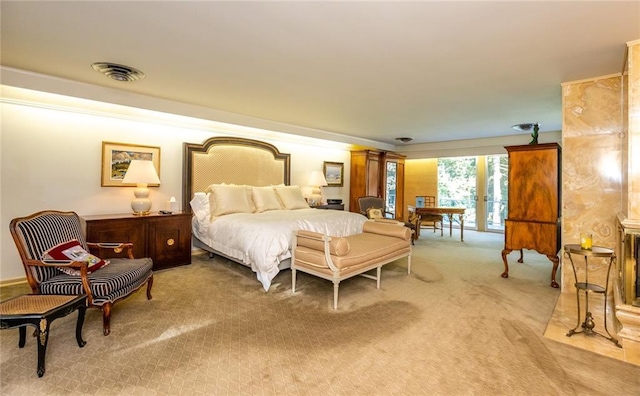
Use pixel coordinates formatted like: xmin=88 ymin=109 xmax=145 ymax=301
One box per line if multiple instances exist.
xmin=274 ymin=186 xmax=310 ymax=210
xmin=252 ymin=186 xmax=282 ymax=212
xmin=190 ymin=192 xmax=210 ymax=215
xmin=190 ymin=192 xmax=211 ymax=235
xmin=211 ymin=185 xmax=253 ymax=216
xmin=205 ymin=183 xmax=256 ymax=214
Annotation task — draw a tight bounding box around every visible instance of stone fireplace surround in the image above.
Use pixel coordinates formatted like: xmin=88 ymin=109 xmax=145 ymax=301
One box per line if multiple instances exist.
xmin=557 ymin=39 xmax=640 ymax=364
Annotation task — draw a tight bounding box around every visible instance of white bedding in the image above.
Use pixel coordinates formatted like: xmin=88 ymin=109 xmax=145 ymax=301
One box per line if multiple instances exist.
xmin=192 ymin=209 xmax=367 ymax=290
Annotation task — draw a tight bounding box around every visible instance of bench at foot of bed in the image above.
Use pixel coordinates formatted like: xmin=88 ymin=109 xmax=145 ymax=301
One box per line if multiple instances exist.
xmin=291 ymin=220 xmax=412 ymax=309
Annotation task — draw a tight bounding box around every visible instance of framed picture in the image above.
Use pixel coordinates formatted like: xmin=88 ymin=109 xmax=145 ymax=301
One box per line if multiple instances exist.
xmin=101 ymin=142 xmax=161 ymax=187
xmin=323 ymin=161 xmax=344 ymax=187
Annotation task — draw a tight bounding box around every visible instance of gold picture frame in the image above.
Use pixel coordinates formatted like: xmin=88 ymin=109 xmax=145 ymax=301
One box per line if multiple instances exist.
xmin=323 ymin=161 xmax=344 ymax=187
xmin=101 ymin=142 xmax=161 ymax=187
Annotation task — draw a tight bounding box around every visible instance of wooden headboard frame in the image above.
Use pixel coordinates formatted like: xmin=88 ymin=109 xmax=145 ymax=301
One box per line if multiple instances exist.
xmin=182 ymin=136 xmax=291 ymax=212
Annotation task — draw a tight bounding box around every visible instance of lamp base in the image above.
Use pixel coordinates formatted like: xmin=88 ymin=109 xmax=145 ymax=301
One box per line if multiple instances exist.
xmin=308 ymin=191 xmax=322 ymax=207
xmin=132 ymin=210 xmax=151 ymax=216
xmin=131 ymin=187 xmax=152 ymax=215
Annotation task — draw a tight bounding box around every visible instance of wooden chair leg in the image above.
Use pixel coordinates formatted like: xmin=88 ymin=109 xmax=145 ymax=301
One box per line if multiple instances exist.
xmin=333 ymin=281 xmax=339 ymax=310
xmin=102 ymin=302 xmax=112 ymax=336
xmin=146 ymin=275 xmax=154 ymax=300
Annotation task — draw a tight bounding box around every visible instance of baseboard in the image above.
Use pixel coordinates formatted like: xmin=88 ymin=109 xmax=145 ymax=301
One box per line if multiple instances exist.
xmin=0 ymin=277 xmax=27 ymax=288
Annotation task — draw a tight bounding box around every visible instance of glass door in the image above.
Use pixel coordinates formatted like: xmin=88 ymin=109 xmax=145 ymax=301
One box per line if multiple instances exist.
xmin=385 ymin=161 xmax=397 ymax=217
xmin=437 ymin=157 xmax=477 ymax=229
xmin=486 ymin=154 xmax=508 ymax=231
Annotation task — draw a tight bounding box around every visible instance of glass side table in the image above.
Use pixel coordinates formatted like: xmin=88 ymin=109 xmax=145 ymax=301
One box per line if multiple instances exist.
xmin=563 ymin=244 xmax=621 ymax=348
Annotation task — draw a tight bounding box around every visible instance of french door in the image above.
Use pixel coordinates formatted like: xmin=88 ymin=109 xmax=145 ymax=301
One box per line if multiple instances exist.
xmin=437 ymin=157 xmax=477 ymax=229
xmin=437 ymin=154 xmax=508 ymax=232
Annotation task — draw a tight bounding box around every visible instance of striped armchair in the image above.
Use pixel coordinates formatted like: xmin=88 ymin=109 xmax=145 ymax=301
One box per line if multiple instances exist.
xmin=10 ymin=211 xmax=154 ymax=336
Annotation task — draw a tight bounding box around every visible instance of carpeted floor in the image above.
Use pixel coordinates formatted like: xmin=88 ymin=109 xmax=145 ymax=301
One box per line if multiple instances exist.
xmin=1 ymin=230 xmax=639 ymax=395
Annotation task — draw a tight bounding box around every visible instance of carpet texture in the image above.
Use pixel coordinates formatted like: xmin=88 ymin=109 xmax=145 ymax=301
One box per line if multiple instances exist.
xmin=1 ymin=230 xmax=639 ymax=395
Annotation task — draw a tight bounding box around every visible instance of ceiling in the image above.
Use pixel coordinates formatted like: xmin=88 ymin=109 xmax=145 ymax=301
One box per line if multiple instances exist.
xmin=1 ymin=1 xmax=638 ymax=146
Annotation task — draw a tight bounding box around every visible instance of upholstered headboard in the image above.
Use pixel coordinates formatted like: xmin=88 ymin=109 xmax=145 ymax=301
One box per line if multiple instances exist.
xmin=182 ymin=137 xmax=291 ymax=212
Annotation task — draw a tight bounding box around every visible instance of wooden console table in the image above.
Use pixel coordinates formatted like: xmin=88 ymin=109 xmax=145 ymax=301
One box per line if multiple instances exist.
xmin=84 ymin=212 xmax=192 ymax=271
xmin=416 ymin=207 xmax=466 ymax=241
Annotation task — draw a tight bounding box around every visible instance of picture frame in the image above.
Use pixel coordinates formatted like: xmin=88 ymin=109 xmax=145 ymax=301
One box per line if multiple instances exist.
xmin=323 ymin=161 xmax=344 ymax=187
xmin=101 ymin=142 xmax=161 ymax=187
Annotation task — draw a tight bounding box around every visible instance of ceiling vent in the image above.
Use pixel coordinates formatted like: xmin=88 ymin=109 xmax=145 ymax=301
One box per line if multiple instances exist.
xmin=511 ymin=123 xmax=539 ymax=132
xmin=395 ymin=137 xmax=414 ymax=143
xmin=91 ymin=62 xmax=145 ymax=82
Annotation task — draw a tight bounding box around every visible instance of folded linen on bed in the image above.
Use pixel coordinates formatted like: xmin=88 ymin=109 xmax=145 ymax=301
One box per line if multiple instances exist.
xmin=192 ymin=208 xmax=367 ymax=291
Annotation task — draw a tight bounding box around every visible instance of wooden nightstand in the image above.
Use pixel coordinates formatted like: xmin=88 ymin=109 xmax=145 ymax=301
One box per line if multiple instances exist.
xmin=84 ymin=212 xmax=192 ymax=271
xmin=314 ymin=204 xmax=345 ymax=211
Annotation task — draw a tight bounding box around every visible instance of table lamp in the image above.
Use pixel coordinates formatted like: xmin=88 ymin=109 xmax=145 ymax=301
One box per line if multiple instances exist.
xmin=307 ymin=171 xmax=328 ymax=206
xmin=122 ymin=160 xmax=161 ymax=215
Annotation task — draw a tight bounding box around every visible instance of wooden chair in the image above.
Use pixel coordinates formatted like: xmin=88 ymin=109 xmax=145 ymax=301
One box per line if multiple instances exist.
xmin=414 ymin=196 xmax=444 ymax=237
xmin=10 ymin=210 xmax=154 ymax=336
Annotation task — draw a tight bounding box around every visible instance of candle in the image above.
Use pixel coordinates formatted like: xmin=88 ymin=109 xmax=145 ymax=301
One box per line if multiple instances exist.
xmin=580 ymin=233 xmax=593 ymax=250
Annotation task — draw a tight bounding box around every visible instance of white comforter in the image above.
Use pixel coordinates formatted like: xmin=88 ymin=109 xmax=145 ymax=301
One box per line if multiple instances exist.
xmin=193 ymin=209 xmax=367 ymax=290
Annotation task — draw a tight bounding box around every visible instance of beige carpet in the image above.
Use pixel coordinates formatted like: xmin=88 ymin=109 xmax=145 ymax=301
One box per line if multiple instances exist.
xmin=1 ymin=230 xmax=639 ymax=395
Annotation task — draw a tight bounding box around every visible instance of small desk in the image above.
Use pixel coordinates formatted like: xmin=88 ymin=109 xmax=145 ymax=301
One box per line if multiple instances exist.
xmin=0 ymin=294 xmax=87 ymax=377
xmin=416 ymin=207 xmax=466 ymax=241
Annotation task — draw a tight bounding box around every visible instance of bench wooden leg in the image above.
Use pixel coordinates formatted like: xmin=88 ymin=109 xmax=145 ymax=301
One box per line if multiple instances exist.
xmin=36 ymin=320 xmax=50 ymax=378
xmin=18 ymin=326 xmax=27 ymax=348
xmin=291 ymin=268 xmax=297 ymax=293
xmin=376 ymin=267 xmax=381 ymax=289
xmin=75 ymin=305 xmax=87 ymax=348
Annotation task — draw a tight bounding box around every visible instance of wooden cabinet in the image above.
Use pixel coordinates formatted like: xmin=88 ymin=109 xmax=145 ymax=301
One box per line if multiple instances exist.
xmin=501 ymin=143 xmax=561 ymax=287
xmin=350 ymin=150 xmax=406 ymax=220
xmin=84 ymin=213 xmax=192 ymax=271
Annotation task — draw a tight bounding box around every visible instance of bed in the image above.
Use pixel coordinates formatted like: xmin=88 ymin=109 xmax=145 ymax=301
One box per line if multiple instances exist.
xmin=182 ymin=136 xmax=367 ymax=290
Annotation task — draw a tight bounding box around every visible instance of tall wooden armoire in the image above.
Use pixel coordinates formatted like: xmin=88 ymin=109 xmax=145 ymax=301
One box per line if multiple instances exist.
xmin=501 ymin=143 xmax=562 ymax=288
xmin=349 ymin=150 xmax=405 ymax=220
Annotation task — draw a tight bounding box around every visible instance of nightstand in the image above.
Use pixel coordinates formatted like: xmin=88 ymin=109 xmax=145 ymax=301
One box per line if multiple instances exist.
xmin=84 ymin=212 xmax=191 ymax=271
xmin=314 ymin=204 xmax=345 ymax=211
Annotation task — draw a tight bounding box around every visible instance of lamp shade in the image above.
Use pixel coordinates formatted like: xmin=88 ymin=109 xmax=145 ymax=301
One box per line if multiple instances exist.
xmin=308 ymin=171 xmax=328 ymax=187
xmin=122 ymin=160 xmax=160 ymax=185
xmin=122 ymin=160 xmax=160 ymax=215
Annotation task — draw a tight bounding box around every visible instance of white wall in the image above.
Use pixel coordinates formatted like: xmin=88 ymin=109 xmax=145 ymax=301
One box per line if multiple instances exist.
xmin=0 ymin=87 xmax=352 ymax=282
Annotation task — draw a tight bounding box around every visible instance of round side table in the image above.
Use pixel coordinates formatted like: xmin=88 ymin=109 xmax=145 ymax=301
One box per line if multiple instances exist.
xmin=563 ymin=244 xmax=621 ymax=347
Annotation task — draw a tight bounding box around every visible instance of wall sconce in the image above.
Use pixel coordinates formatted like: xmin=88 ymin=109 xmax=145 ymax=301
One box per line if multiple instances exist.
xmin=307 ymin=171 xmax=328 ymax=206
xmin=122 ymin=160 xmax=161 ymax=215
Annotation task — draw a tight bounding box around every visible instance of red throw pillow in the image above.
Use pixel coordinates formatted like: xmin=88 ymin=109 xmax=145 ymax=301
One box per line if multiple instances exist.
xmin=42 ymin=239 xmax=110 ymax=276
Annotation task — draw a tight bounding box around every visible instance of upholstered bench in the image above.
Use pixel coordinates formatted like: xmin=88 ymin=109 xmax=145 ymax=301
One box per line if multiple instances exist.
xmin=0 ymin=294 xmax=87 ymax=377
xmin=291 ymin=220 xmax=412 ymax=309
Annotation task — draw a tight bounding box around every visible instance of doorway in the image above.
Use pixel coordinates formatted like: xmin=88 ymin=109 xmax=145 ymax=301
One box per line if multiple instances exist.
xmin=436 ymin=154 xmax=508 ymax=232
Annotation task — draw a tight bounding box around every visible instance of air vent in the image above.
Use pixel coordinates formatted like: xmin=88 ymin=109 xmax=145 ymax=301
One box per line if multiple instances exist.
xmin=395 ymin=137 xmax=414 ymax=143
xmin=511 ymin=123 xmax=539 ymax=132
xmin=91 ymin=62 xmax=145 ymax=82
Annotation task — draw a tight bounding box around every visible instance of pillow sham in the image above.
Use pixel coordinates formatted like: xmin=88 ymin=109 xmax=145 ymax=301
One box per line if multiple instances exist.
xmin=210 ymin=184 xmax=254 ymax=216
xmin=190 ymin=192 xmax=212 ymax=234
xmin=206 ymin=184 xmax=256 ymax=214
xmin=190 ymin=192 xmax=210 ymax=215
xmin=367 ymin=208 xmax=384 ymax=219
xmin=274 ymin=186 xmax=310 ymax=210
xmin=252 ymin=186 xmax=282 ymax=212
xmin=42 ymin=239 xmax=109 ymax=276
